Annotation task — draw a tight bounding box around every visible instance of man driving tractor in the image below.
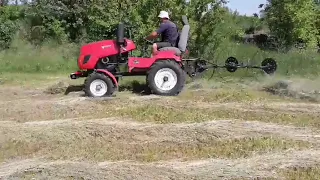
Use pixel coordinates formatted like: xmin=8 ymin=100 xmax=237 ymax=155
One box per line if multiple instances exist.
xmin=145 ymin=10 xmax=179 ymax=56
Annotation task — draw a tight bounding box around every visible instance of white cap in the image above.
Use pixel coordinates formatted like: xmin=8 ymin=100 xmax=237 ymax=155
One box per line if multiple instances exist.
xmin=158 ymin=11 xmax=170 ymax=19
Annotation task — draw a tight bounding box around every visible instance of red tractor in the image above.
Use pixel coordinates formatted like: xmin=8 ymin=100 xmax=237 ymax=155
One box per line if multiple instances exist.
xmin=70 ymin=16 xmax=277 ymax=97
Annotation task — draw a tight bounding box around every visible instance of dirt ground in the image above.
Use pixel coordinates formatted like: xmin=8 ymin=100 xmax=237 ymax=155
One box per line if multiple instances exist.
xmin=1 ymin=76 xmax=320 ymax=180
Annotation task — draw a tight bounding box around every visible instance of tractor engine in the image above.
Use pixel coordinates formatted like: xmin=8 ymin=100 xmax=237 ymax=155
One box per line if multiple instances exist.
xmin=76 ymin=22 xmax=135 ymax=72
xmin=95 ymin=52 xmax=129 ymax=73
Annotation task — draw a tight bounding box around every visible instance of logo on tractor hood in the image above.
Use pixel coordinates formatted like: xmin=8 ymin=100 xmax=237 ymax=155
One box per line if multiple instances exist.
xmin=101 ymin=45 xmax=111 ymax=49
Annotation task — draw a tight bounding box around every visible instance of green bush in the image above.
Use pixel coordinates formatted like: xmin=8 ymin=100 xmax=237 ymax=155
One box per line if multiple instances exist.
xmin=0 ymin=0 xmax=319 ymax=78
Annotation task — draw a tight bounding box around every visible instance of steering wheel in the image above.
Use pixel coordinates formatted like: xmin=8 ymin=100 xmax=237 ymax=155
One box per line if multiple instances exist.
xmin=144 ymin=39 xmax=154 ymax=45
xmin=140 ymin=39 xmax=154 ymax=57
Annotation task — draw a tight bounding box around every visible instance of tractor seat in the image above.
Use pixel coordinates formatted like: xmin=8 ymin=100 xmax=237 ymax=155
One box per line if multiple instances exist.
xmin=158 ymin=15 xmax=190 ymax=56
xmin=159 ymin=47 xmax=182 ymax=56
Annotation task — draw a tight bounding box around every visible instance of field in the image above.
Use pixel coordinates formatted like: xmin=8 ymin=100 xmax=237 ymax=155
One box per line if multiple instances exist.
xmin=1 ymin=71 xmax=320 ymax=180
xmin=1 ymin=0 xmax=320 ymax=179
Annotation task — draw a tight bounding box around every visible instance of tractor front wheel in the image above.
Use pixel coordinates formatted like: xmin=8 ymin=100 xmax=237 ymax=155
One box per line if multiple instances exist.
xmin=147 ymin=60 xmax=186 ymax=96
xmin=84 ymin=72 xmax=115 ymax=97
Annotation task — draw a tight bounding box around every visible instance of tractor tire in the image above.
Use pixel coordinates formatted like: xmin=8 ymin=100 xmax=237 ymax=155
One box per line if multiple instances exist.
xmin=84 ymin=72 xmax=115 ymax=97
xmin=147 ymin=60 xmax=186 ymax=96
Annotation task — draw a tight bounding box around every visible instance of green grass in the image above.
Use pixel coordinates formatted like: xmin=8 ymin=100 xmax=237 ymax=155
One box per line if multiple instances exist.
xmin=0 ymin=38 xmax=319 ymax=78
xmin=0 ymin=39 xmax=78 ymax=73
xmin=0 ymin=72 xmax=69 ymax=86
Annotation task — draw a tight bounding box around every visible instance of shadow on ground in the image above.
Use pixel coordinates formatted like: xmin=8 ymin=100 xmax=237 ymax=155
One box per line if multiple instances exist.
xmin=118 ymin=80 xmax=151 ymax=95
xmin=44 ymin=82 xmax=82 ymax=95
xmin=44 ymin=80 xmax=152 ymax=96
xmin=64 ymin=80 xmax=152 ymax=96
xmin=64 ymin=85 xmax=85 ymax=95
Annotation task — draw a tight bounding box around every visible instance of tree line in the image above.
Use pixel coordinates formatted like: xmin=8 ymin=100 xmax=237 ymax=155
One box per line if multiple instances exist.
xmin=0 ymin=0 xmax=319 ymax=58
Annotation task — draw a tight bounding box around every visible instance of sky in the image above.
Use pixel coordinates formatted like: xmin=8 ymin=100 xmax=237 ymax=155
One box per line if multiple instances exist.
xmin=226 ymin=0 xmax=267 ymax=16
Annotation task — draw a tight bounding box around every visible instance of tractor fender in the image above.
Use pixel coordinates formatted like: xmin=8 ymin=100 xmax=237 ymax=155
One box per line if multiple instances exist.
xmin=95 ymin=69 xmax=119 ymax=87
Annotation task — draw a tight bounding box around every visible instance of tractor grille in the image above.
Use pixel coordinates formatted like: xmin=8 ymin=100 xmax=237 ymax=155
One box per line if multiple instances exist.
xmin=83 ymin=55 xmax=91 ymax=64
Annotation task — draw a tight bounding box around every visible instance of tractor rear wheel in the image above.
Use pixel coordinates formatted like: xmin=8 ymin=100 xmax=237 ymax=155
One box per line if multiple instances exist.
xmin=147 ymin=60 xmax=186 ymax=96
xmin=84 ymin=72 xmax=115 ymax=97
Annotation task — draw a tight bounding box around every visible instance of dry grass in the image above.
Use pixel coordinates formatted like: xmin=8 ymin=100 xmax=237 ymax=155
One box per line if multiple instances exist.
xmin=1 ymin=85 xmax=319 ymax=128
xmin=111 ymin=103 xmax=320 ymax=128
xmin=1 ymin=74 xmax=320 ymax=179
xmin=179 ymin=88 xmax=289 ymax=103
xmin=0 ymin=135 xmax=311 ymax=163
xmin=226 ymin=166 xmax=320 ymax=180
xmin=279 ymin=166 xmax=320 ymax=180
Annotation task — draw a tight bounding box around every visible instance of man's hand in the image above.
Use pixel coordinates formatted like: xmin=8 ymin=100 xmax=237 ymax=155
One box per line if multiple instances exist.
xmin=145 ymin=31 xmax=158 ymax=40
